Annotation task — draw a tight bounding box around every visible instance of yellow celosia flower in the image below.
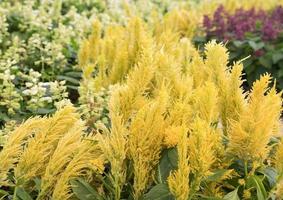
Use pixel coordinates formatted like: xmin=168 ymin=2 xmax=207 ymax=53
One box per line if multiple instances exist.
xmin=52 ymin=139 xmax=103 ymax=200
xmin=129 ymin=102 xmax=166 ymax=199
xmin=38 ymin=120 xmax=85 ymax=199
xmin=188 ymin=118 xmax=217 ymax=179
xmin=168 ymin=126 xmax=190 ymax=200
xmin=193 ymin=82 xmax=218 ymax=124
xmin=228 ymin=74 xmax=282 ymax=163
xmin=163 ymin=125 xmax=183 ymax=148
xmin=0 ymin=117 xmax=46 ymax=186
xmin=14 ymin=105 xmax=80 ymax=186
xmin=99 ymin=113 xmax=127 ymax=200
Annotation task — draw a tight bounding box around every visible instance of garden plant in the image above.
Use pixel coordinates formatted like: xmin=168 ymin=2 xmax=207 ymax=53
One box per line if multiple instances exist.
xmin=0 ymin=0 xmax=283 ymax=200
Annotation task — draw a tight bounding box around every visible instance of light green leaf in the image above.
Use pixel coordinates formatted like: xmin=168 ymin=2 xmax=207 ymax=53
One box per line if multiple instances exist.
xmin=16 ymin=188 xmax=33 ymax=200
xmin=272 ymin=53 xmax=283 ymax=64
xmin=248 ymin=41 xmax=264 ymax=51
xmin=250 ymin=175 xmax=267 ymax=200
xmin=223 ymin=188 xmax=240 ymax=200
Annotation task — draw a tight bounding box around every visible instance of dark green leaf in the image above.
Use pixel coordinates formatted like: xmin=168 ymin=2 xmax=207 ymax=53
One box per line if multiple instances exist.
xmin=156 ymin=148 xmax=178 ymax=183
xmin=71 ymin=178 xmax=104 ymax=200
xmin=0 ymin=189 xmax=9 ymax=196
xmin=57 ymin=75 xmax=80 ymax=85
xmin=278 ymin=68 xmax=283 ymax=78
xmin=259 ymin=167 xmax=277 ymax=188
xmin=144 ymin=184 xmax=174 ymax=200
xmin=223 ymin=188 xmax=240 ymax=200
xmin=259 ymin=56 xmax=273 ymax=69
xmin=65 ymin=71 xmax=82 ymax=78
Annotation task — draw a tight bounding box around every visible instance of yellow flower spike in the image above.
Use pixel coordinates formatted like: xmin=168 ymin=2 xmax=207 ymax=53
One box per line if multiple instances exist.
xmin=0 ymin=117 xmax=47 ymax=186
xmin=228 ymin=74 xmax=282 ymax=163
xmin=163 ymin=126 xmax=183 ymax=148
xmin=168 ymin=126 xmax=190 ymax=200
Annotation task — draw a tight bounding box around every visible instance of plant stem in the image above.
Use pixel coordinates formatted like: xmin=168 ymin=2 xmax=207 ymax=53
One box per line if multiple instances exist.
xmin=13 ymin=187 xmax=18 ymax=200
xmin=244 ymin=160 xmax=248 ymax=177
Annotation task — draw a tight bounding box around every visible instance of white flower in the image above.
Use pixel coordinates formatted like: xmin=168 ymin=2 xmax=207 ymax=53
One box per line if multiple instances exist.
xmin=25 ymin=82 xmax=33 ymax=87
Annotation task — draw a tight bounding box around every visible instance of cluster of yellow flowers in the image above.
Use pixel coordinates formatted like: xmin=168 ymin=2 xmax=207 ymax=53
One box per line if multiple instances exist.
xmin=0 ymin=105 xmax=104 ymax=199
xmin=76 ymin=15 xmax=282 ymax=199
xmin=1 ymin=1 xmax=283 ymax=199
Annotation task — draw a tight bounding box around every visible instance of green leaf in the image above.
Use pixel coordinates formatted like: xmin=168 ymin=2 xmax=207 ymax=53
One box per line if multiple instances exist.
xmin=57 ymin=75 xmax=80 ymax=85
xmin=34 ymin=108 xmax=55 ymax=115
xmin=0 ymin=189 xmax=9 ymax=197
xmin=65 ymin=71 xmax=82 ymax=78
xmin=33 ymin=178 xmax=41 ymax=192
xmin=206 ymin=169 xmax=231 ymax=182
xmin=250 ymin=175 xmax=268 ymax=200
xmin=272 ymin=53 xmax=283 ymax=64
xmin=15 ymin=187 xmax=33 ymax=200
xmin=156 ymin=148 xmax=178 ymax=183
xmin=259 ymin=167 xmax=277 ymax=188
xmin=144 ymin=184 xmax=174 ymax=200
xmin=248 ymin=41 xmax=264 ymax=51
xmin=71 ymin=178 xmax=104 ymax=200
xmin=233 ymin=40 xmax=245 ymax=48
xmin=223 ymin=188 xmax=240 ymax=200
xmin=259 ymin=56 xmax=273 ymax=69
xmin=197 ymin=194 xmax=222 ymax=200
xmin=278 ymin=68 xmax=283 ymax=78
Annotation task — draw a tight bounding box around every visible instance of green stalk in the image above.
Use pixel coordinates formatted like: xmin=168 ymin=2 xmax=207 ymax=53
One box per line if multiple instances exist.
xmin=244 ymin=160 xmax=248 ymax=177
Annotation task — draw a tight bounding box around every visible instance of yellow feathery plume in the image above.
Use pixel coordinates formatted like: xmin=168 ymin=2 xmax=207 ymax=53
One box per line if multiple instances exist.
xmin=109 ymin=48 xmax=155 ymax=121
xmin=88 ymin=20 xmax=101 ymax=63
xmin=163 ymin=125 xmax=183 ymax=148
xmin=14 ymin=120 xmax=51 ymax=186
xmin=0 ymin=117 xmax=46 ymax=186
xmin=155 ymin=9 xmax=199 ymax=39
xmin=219 ymin=62 xmax=246 ymax=134
xmin=276 ymin=179 xmax=283 ymax=199
xmin=204 ymin=41 xmax=228 ymax=87
xmin=52 ymin=139 xmax=103 ymax=200
xmin=193 ymin=82 xmax=218 ymax=124
xmin=78 ymin=39 xmax=90 ymax=68
xmin=128 ymin=102 xmax=166 ymax=199
xmin=14 ymin=105 xmax=80 ymax=186
xmin=167 ymin=92 xmax=193 ymax=127
xmin=37 ymin=120 xmax=84 ymax=199
xmin=228 ymin=74 xmax=282 ymax=163
xmin=99 ymin=112 xmax=127 ymax=200
xmin=186 ymin=50 xmax=209 ymax=88
xmin=168 ymin=126 xmax=190 ymax=200
xmin=188 ymin=118 xmax=217 ymax=180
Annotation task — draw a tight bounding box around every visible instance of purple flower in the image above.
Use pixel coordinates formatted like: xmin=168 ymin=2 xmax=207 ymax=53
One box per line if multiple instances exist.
xmin=203 ymin=5 xmax=283 ymax=41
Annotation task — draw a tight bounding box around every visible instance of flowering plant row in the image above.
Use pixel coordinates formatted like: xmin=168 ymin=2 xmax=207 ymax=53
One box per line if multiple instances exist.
xmin=0 ymin=16 xmax=283 ymax=198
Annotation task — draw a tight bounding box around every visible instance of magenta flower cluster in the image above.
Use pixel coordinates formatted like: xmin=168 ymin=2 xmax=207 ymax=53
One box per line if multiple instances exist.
xmin=203 ymin=5 xmax=283 ymax=41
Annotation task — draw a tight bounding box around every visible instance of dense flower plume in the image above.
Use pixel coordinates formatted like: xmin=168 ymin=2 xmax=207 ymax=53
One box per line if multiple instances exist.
xmin=203 ymin=5 xmax=283 ymax=41
xmin=0 ymin=0 xmax=283 ymax=199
